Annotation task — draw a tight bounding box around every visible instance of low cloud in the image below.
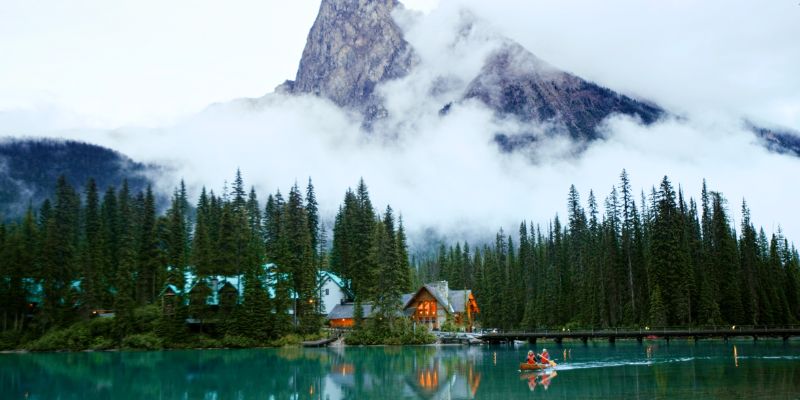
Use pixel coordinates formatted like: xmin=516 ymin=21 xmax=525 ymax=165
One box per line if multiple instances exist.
xmin=0 ymin=1 xmax=798 ymax=247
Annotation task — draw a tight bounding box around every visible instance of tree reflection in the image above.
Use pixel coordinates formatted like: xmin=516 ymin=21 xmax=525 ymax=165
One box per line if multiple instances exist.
xmin=2 ymin=343 xmax=800 ymax=399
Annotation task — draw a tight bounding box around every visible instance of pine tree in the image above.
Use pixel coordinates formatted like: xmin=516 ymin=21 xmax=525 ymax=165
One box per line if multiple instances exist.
xmin=81 ymin=179 xmax=104 ymax=312
xmin=136 ymin=185 xmax=160 ymax=304
xmin=167 ymin=189 xmax=191 ymax=293
xmin=39 ymin=175 xmax=80 ymax=329
xmin=113 ymin=181 xmax=137 ymax=340
xmin=306 ymin=178 xmax=320 ymax=265
xmin=709 ymin=192 xmax=744 ymax=324
xmin=649 ymin=177 xmax=691 ymax=325
xmin=396 ymin=215 xmax=412 ymax=292
xmin=285 ymin=183 xmax=318 ymax=334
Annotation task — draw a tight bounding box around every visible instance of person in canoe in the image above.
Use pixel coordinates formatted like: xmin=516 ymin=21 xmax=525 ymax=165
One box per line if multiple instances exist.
xmin=539 ymin=349 xmax=551 ymax=364
xmin=526 ymin=350 xmax=536 ymax=365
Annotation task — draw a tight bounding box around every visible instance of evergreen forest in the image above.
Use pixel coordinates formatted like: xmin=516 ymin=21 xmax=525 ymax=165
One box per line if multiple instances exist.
xmin=0 ymin=169 xmax=798 ymax=350
xmin=418 ymin=171 xmax=800 ymax=330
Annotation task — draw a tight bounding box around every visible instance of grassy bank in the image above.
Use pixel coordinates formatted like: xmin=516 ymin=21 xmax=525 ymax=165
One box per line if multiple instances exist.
xmin=0 ymin=308 xmax=436 ymax=352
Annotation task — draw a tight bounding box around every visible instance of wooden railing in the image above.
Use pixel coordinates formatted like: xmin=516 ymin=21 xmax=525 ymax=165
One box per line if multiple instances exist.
xmin=478 ymin=325 xmax=800 ymax=342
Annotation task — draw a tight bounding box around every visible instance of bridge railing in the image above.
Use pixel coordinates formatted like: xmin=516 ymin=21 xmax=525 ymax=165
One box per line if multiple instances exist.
xmin=478 ymin=324 xmax=800 ymax=336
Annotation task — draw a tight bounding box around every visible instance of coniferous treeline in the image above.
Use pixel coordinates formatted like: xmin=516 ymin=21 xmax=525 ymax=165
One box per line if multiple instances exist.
xmin=418 ymin=171 xmax=800 ymax=330
xmin=2 ymin=169 xmax=798 ymax=348
xmin=0 ymin=170 xmax=412 ymax=347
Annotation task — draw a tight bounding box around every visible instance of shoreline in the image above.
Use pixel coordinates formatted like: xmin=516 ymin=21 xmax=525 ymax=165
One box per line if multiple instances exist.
xmin=3 ymin=336 xmax=796 ymax=355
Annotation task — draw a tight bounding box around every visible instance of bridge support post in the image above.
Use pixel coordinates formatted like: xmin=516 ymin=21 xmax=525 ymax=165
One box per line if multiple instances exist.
xmin=608 ymin=336 xmax=616 ymax=344
xmin=636 ymin=336 xmax=643 ymax=344
xmin=784 ymin=336 xmax=790 ymax=343
xmin=554 ymin=337 xmax=563 ymax=344
xmin=581 ymin=336 xmax=588 ymax=345
xmin=528 ymin=337 xmax=537 ymax=345
xmin=753 ymin=335 xmax=758 ymax=342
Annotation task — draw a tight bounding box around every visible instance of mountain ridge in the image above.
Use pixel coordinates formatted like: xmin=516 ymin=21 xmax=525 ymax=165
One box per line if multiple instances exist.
xmin=0 ymin=138 xmax=155 ymax=217
xmin=281 ymin=0 xmax=663 ymax=140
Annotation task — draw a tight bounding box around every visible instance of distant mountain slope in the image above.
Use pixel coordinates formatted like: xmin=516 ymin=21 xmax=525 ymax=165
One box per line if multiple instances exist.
xmin=464 ymin=43 xmax=663 ymax=141
xmin=0 ymin=139 xmax=153 ymax=217
xmin=751 ymin=125 xmax=800 ymax=157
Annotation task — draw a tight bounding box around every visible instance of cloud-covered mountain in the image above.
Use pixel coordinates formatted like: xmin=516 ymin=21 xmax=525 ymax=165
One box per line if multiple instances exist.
xmin=281 ymin=0 xmax=663 ymax=142
xmin=1 ymin=0 xmax=798 ymax=244
xmin=278 ymin=0 xmax=797 ymax=153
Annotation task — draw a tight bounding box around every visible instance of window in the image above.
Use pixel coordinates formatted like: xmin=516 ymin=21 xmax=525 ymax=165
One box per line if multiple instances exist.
xmin=415 ymin=301 xmax=437 ymax=319
xmin=324 ymin=289 xmax=329 ymax=296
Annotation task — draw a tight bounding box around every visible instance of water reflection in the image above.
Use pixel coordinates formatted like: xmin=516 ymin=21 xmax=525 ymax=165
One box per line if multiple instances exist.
xmin=325 ymin=347 xmax=483 ymax=399
xmin=2 ymin=342 xmax=799 ymax=399
xmin=520 ymin=371 xmax=558 ymax=392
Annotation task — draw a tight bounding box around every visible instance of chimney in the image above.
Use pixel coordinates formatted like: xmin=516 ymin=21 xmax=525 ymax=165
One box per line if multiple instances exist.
xmin=433 ymin=281 xmax=449 ymax=305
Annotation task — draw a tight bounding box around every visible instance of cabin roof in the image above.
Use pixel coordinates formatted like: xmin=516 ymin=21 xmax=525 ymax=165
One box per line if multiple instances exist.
xmin=327 ymin=303 xmax=376 ymax=320
xmin=402 ymin=285 xmax=455 ymax=314
xmin=447 ymin=289 xmax=474 ymax=313
xmin=399 ymin=285 xmax=478 ymax=315
xmin=318 ymin=270 xmax=352 ymax=298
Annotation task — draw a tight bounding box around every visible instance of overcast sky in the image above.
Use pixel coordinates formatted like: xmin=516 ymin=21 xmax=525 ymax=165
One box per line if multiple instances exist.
xmin=0 ymin=0 xmax=798 ymax=244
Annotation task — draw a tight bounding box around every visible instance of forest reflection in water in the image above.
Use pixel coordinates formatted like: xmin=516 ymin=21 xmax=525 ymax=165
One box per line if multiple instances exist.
xmin=1 ymin=341 xmax=799 ymax=399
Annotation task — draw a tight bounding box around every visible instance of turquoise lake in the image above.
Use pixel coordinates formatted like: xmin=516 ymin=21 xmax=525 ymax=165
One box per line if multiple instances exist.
xmin=1 ymin=340 xmax=799 ymax=399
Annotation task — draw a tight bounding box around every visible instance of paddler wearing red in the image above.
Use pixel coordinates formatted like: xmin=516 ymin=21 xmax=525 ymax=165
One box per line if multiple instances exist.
xmin=539 ymin=349 xmax=550 ymax=364
xmin=526 ymin=350 xmax=536 ymax=364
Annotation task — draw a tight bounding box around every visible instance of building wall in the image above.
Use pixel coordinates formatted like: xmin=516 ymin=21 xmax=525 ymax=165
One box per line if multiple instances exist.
xmin=409 ymin=290 xmax=445 ymax=330
xmin=320 ymin=279 xmax=347 ymax=315
xmin=330 ymin=318 xmax=354 ymax=328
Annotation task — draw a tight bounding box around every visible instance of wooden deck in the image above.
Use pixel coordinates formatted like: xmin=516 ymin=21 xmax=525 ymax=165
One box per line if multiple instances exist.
xmin=301 ymin=337 xmax=338 ymax=347
xmin=479 ymin=326 xmax=800 ymax=344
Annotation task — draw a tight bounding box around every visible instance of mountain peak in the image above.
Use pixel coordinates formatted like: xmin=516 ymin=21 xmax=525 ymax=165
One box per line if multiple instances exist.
xmin=282 ymin=0 xmax=663 ymax=140
xmin=284 ymin=0 xmax=416 ymax=119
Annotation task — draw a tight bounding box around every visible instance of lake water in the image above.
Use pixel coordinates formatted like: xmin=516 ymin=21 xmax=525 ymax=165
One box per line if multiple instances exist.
xmin=1 ymin=340 xmax=799 ymax=399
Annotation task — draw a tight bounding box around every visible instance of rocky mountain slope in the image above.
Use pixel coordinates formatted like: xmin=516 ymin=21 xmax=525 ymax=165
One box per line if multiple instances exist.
xmin=463 ymin=43 xmax=662 ymax=141
xmin=278 ymin=0 xmax=417 ymax=121
xmin=282 ymin=0 xmax=663 ymax=140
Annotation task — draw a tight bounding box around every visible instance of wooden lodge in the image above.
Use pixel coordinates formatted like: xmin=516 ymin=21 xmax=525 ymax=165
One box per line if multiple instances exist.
xmin=327 ymin=281 xmax=480 ymax=332
xmin=158 ymin=265 xmax=352 ymax=325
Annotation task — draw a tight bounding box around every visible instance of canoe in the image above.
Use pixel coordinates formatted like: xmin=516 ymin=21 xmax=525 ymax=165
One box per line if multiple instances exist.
xmin=519 ymin=363 xmax=550 ymax=371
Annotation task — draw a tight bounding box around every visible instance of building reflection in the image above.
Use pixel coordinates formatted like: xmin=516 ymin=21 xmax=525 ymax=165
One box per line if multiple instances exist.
xmin=406 ymin=360 xmax=482 ymax=399
xmin=326 ymin=348 xmax=483 ymax=399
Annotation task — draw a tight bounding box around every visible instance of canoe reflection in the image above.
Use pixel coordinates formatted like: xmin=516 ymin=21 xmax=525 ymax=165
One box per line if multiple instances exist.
xmin=520 ymin=370 xmax=559 ymax=392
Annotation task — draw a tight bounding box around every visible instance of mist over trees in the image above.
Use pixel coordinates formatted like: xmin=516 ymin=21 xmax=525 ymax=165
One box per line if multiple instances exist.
xmin=0 ymin=169 xmax=798 ymax=349
xmin=417 ymin=170 xmax=800 ymax=329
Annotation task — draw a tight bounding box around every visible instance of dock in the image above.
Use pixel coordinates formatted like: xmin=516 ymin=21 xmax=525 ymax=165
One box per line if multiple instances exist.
xmin=479 ymin=325 xmax=800 ymax=344
xmin=301 ymin=337 xmax=338 ymax=347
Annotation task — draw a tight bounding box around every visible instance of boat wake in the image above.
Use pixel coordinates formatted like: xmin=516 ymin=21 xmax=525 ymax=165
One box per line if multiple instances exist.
xmin=554 ymin=354 xmax=800 ymax=371
xmin=555 ymin=357 xmax=695 ymax=371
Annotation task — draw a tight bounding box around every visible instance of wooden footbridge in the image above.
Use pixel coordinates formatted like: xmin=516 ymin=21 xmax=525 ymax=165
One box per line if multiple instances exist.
xmin=479 ymin=325 xmax=800 ymax=344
